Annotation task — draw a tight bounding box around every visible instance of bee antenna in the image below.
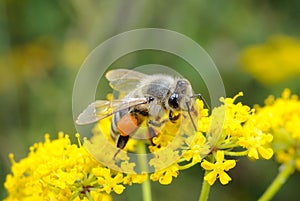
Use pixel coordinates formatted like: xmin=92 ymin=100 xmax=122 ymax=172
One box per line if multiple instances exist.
xmin=186 ymin=102 xmax=197 ymax=132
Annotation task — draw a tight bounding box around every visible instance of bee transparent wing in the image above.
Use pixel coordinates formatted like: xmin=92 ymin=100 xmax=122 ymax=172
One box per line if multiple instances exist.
xmin=105 ymin=69 xmax=147 ymax=92
xmin=76 ymin=101 xmax=103 ymax=125
xmin=76 ymin=98 xmax=148 ymax=125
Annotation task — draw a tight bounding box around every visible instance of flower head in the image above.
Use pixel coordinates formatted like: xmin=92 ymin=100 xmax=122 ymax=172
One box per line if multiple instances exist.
xmin=4 ymin=91 xmax=277 ymax=200
xmin=3 ymin=132 xmax=146 ymax=201
xmin=201 ymin=151 xmax=236 ymax=185
xmin=237 ymin=123 xmax=274 ymax=160
xmin=165 ymin=92 xmax=273 ymax=185
xmin=150 ymin=164 xmax=179 ymax=185
xmin=240 ymin=35 xmax=300 ymax=85
xmin=252 ymin=89 xmax=300 ymax=170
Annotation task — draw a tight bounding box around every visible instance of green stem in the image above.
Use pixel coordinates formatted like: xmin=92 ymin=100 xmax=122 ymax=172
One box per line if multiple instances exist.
xmin=137 ymin=142 xmax=152 ymax=201
xmin=258 ymin=159 xmax=295 ymax=201
xmin=178 ymin=161 xmax=197 ymax=170
xmin=224 ymin=150 xmax=248 ymax=157
xmin=142 ymin=174 xmax=152 ymax=201
xmin=198 ymin=170 xmax=211 ymax=201
xmin=218 ymin=141 xmax=239 ymax=149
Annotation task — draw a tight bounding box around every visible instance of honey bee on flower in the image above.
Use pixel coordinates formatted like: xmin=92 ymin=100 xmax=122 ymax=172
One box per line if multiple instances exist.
xmin=76 ymin=69 xmax=209 ymax=158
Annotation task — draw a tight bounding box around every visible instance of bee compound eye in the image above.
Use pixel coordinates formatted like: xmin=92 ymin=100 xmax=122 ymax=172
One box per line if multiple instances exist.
xmin=168 ymin=93 xmax=179 ymax=109
xmin=147 ymin=96 xmax=154 ymax=102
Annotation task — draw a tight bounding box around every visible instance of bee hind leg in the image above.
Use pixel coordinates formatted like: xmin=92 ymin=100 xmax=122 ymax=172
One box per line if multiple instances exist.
xmin=117 ymin=135 xmax=130 ymax=149
xmin=113 ymin=135 xmax=130 ymax=160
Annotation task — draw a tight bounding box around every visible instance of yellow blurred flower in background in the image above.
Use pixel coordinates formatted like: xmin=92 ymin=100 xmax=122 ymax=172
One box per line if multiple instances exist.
xmin=0 ymin=36 xmax=89 ymax=94
xmin=0 ymin=37 xmax=55 ymax=93
xmin=240 ymin=35 xmax=300 ymax=85
xmin=61 ymin=38 xmax=89 ymax=69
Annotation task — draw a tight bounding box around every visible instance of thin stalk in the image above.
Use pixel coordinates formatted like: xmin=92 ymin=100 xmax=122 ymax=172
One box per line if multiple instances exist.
xmin=137 ymin=141 xmax=152 ymax=201
xmin=178 ymin=161 xmax=197 ymax=170
xmin=258 ymin=159 xmax=294 ymax=201
xmin=224 ymin=150 xmax=248 ymax=157
xmin=198 ymin=170 xmax=211 ymax=201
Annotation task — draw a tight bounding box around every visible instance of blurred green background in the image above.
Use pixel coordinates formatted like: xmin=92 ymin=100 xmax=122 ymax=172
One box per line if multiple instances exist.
xmin=1 ymin=0 xmax=300 ymax=200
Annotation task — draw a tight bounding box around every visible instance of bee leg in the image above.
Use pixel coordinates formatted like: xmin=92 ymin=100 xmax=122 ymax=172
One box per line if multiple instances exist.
xmin=116 ymin=135 xmax=130 ymax=149
xmin=113 ymin=113 xmax=139 ymax=160
xmin=190 ymin=93 xmax=210 ymax=109
xmin=112 ymin=135 xmax=131 ymax=160
xmin=117 ymin=113 xmax=139 ymax=137
xmin=113 ymin=149 xmax=121 ymax=160
xmin=112 ymin=135 xmax=130 ymax=160
xmin=147 ymin=126 xmax=158 ymax=146
xmin=169 ymin=110 xmax=181 ymax=123
xmin=186 ymin=102 xmax=197 ymax=131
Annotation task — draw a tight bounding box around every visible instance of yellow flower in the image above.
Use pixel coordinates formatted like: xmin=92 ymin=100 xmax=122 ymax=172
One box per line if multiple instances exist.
xmin=182 ymin=132 xmax=207 ymax=163
xmin=172 ymin=92 xmax=273 ymax=185
xmin=203 ymin=92 xmax=254 ymax=148
xmin=238 ymin=125 xmax=274 ymax=160
xmin=3 ymin=91 xmax=283 ymax=201
xmin=4 ymin=91 xmax=274 ymax=199
xmin=253 ymin=89 xmax=300 ymax=170
xmin=240 ymin=35 xmax=300 ymax=85
xmin=150 ymin=164 xmax=179 ymax=185
xmin=201 ymin=151 xmax=236 ymax=185
xmin=61 ymin=38 xmax=89 ymax=69
xmin=92 ymin=168 xmax=125 ymax=194
xmin=3 ymin=132 xmax=144 ymax=201
xmin=122 ymin=173 xmax=148 ymax=186
xmin=219 ymin=92 xmax=254 ymax=137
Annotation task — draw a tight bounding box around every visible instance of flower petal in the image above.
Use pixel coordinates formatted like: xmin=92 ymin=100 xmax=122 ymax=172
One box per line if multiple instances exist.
xmin=201 ymin=160 xmax=215 ymax=170
xmin=223 ymin=160 xmax=236 ymax=171
xmin=216 ymin=151 xmax=224 ymax=162
xmin=258 ymin=147 xmax=273 ymax=159
xmin=219 ymin=171 xmax=232 ymax=185
xmin=204 ymin=171 xmax=218 ymax=185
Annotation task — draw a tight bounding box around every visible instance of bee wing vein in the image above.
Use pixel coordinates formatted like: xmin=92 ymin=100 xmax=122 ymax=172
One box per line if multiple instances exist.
xmin=76 ymin=98 xmax=148 ymax=125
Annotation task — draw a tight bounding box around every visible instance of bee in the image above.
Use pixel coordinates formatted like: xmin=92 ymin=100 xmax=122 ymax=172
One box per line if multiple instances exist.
xmin=76 ymin=69 xmax=208 ymax=157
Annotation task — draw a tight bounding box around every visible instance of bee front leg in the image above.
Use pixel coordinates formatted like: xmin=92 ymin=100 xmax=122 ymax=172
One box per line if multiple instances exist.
xmin=169 ymin=110 xmax=181 ymax=123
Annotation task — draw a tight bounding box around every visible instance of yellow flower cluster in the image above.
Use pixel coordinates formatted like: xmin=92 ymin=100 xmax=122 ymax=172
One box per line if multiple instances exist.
xmin=4 ymin=132 xmax=146 ymax=201
xmin=240 ymin=35 xmax=300 ymax=85
xmin=4 ymin=92 xmax=278 ymax=200
xmin=92 ymin=93 xmax=275 ymax=186
xmin=89 ymin=93 xmax=273 ymax=186
xmin=252 ymin=89 xmax=300 ymax=170
xmin=181 ymin=93 xmax=273 ymax=185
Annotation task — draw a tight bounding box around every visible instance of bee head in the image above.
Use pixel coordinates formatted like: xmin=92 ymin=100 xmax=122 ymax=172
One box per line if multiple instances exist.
xmin=168 ymin=79 xmax=192 ymax=110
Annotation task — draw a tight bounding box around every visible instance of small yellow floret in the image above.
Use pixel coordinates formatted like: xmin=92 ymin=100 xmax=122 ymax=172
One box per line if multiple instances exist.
xmin=201 ymin=151 xmax=236 ymax=185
